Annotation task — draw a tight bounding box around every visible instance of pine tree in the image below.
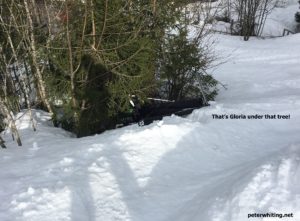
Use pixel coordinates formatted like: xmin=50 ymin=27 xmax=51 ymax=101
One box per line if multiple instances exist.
xmin=159 ymin=27 xmax=217 ymax=101
xmin=45 ymin=0 xmax=160 ymax=136
xmin=0 ymin=0 xmax=219 ymax=139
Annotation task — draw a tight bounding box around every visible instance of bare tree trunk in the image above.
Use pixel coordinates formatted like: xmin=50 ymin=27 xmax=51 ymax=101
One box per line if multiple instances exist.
xmin=65 ymin=2 xmax=80 ymax=128
xmin=30 ymin=0 xmax=41 ymax=25
xmin=21 ymin=75 xmax=36 ymax=131
xmin=152 ymin=0 xmax=157 ymax=15
xmin=24 ymin=0 xmax=53 ymax=114
xmin=236 ymin=0 xmax=274 ymax=40
xmin=91 ymin=0 xmax=96 ymax=49
xmin=0 ymin=135 xmax=6 ymax=148
xmin=0 ymin=101 xmax=22 ymax=146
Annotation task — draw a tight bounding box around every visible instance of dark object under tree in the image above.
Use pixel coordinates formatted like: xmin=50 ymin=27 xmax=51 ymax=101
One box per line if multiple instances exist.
xmin=118 ymin=97 xmax=205 ymax=127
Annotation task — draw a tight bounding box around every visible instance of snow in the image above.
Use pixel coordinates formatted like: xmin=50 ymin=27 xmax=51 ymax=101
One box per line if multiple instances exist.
xmin=262 ymin=0 xmax=299 ymax=36
xmin=1 ymin=2 xmax=300 ymax=221
xmin=212 ymin=0 xmax=299 ymax=36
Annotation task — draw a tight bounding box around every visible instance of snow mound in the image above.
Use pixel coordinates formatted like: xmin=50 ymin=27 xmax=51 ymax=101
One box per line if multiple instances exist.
xmin=262 ymin=1 xmax=299 ymax=36
xmin=210 ymin=144 xmax=300 ymax=221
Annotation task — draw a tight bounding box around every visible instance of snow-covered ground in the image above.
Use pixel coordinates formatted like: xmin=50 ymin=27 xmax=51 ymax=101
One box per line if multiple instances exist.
xmin=213 ymin=0 xmax=299 ymax=36
xmin=1 ymin=3 xmax=300 ymax=221
xmin=262 ymin=0 xmax=299 ymax=36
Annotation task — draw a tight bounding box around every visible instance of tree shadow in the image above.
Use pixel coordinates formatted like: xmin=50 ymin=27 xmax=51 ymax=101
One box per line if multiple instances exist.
xmin=99 ymin=142 xmax=145 ymax=221
xmin=3 ymin=113 xmax=273 ymax=221
xmin=69 ymin=167 xmax=96 ymax=221
xmin=99 ymin=122 xmax=269 ymax=221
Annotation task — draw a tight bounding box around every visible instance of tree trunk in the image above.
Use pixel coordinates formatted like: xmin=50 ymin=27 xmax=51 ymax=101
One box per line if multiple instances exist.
xmin=24 ymin=0 xmax=53 ymax=115
xmin=0 ymin=101 xmax=22 ymax=146
xmin=0 ymin=135 xmax=6 ymax=148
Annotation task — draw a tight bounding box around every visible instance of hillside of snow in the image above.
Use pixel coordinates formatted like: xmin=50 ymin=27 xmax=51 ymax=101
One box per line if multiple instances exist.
xmin=212 ymin=0 xmax=299 ymax=36
xmin=1 ymin=3 xmax=300 ymax=221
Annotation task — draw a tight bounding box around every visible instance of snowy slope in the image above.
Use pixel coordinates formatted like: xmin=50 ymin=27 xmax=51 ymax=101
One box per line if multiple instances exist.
xmin=212 ymin=0 xmax=299 ymax=36
xmin=1 ymin=10 xmax=300 ymax=221
xmin=261 ymin=0 xmax=299 ymax=36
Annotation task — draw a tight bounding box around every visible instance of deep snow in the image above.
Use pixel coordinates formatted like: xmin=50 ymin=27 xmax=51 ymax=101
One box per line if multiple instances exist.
xmin=1 ymin=3 xmax=300 ymax=221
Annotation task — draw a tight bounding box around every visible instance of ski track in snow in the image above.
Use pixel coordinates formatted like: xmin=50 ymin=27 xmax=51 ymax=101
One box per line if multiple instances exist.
xmin=1 ymin=4 xmax=300 ymax=221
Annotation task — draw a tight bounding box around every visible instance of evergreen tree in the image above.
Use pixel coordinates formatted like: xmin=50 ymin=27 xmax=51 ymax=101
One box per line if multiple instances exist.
xmin=159 ymin=27 xmax=217 ymax=101
xmin=0 ymin=0 xmax=219 ymax=139
xmin=46 ymin=0 xmax=159 ymax=136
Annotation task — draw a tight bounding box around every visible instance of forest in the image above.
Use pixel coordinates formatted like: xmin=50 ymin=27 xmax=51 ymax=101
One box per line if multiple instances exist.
xmin=0 ymin=0 xmax=297 ymax=146
xmin=0 ymin=0 xmax=220 ymax=143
